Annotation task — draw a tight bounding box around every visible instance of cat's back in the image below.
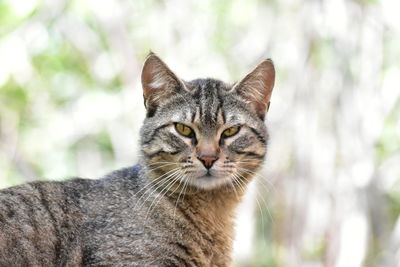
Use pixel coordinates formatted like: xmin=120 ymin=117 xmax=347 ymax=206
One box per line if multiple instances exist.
xmin=0 ymin=165 xmax=149 ymax=266
xmin=0 ymin=177 xmax=92 ymax=266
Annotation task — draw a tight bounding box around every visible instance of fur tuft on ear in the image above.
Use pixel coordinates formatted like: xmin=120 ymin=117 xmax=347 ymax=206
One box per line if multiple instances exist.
xmin=141 ymin=53 xmax=184 ymax=116
xmin=233 ymin=59 xmax=275 ymax=120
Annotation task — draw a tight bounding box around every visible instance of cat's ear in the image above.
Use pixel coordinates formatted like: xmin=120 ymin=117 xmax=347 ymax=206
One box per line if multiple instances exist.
xmin=233 ymin=59 xmax=275 ymax=120
xmin=141 ymin=53 xmax=184 ymax=115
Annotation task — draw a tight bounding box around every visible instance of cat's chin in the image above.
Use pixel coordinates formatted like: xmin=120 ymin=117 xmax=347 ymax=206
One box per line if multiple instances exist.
xmin=185 ymin=174 xmax=230 ymax=190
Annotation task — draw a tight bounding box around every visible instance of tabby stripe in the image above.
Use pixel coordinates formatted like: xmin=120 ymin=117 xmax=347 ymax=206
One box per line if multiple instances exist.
xmin=3 ymin=201 xmax=15 ymax=218
xmin=249 ymin=127 xmax=266 ymax=144
xmin=190 ymin=110 xmax=196 ymax=123
xmin=172 ymin=242 xmax=203 ymax=266
xmin=216 ymin=87 xmax=225 ymax=123
xmin=200 ymin=84 xmax=205 ymax=121
xmin=198 ymin=98 xmax=203 ymax=121
xmin=61 ymin=186 xmax=71 ymax=220
xmin=0 ymin=211 xmax=5 ymax=223
xmin=171 ymin=242 xmax=191 ymax=256
xmin=16 ymin=193 xmax=42 ymax=254
xmin=32 ymin=183 xmax=58 ymax=226
xmin=13 ymin=193 xmax=41 ymax=258
xmin=179 ymin=208 xmax=214 ymax=245
xmin=146 ymin=150 xmax=163 ymax=158
xmin=235 ymin=151 xmax=264 ymax=159
xmin=32 ymin=183 xmax=61 ymax=261
xmin=142 ymin=123 xmax=170 ymax=145
xmin=171 ymin=255 xmax=190 ymax=267
xmin=16 ymin=193 xmax=37 ymax=225
xmin=145 ymin=149 xmax=180 ymax=158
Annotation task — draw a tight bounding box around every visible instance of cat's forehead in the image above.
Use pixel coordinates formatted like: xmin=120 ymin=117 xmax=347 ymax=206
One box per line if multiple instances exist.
xmin=172 ymin=106 xmax=244 ymax=125
xmin=171 ymin=79 xmax=246 ymax=127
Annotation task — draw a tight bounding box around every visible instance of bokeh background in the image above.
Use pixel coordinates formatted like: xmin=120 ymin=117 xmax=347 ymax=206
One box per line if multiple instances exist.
xmin=1 ymin=0 xmax=399 ymax=266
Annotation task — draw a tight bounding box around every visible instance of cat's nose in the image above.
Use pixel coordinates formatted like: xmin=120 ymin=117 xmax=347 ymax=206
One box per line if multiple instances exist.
xmin=197 ymin=154 xmax=218 ymax=170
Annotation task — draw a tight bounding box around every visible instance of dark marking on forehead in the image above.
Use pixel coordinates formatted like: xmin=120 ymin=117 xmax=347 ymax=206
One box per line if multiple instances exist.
xmin=184 ymin=78 xmax=236 ymax=131
xmin=190 ymin=110 xmax=196 ymax=123
xmin=216 ymin=89 xmax=225 ymax=124
xmin=196 ymin=79 xmax=224 ymax=125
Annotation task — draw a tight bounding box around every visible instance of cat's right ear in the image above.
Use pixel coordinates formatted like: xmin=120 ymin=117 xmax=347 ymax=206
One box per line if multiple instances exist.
xmin=141 ymin=53 xmax=184 ymax=116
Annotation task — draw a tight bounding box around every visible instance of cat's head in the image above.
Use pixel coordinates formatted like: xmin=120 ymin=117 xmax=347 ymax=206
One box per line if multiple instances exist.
xmin=140 ymin=53 xmax=275 ymax=190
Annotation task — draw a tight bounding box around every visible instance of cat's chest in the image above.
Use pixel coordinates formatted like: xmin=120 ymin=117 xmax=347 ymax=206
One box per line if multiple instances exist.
xmin=80 ymin=194 xmax=233 ymax=266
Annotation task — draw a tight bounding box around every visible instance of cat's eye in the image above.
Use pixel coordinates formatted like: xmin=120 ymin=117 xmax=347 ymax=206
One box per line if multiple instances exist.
xmin=222 ymin=126 xmax=240 ymax=138
xmin=175 ymin=123 xmax=194 ymax=137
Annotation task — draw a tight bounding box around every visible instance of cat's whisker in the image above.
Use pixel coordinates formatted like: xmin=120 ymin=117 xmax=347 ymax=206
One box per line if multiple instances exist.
xmin=168 ymin=174 xmax=186 ymax=198
xmin=145 ymin=164 xmax=180 ymax=174
xmin=235 ymin=171 xmax=274 ymax=226
xmin=145 ymin=171 xmax=184 ymax=219
xmin=146 ymin=162 xmax=179 ymax=169
xmin=132 ymin=167 xmax=181 ymax=203
xmin=133 ymin=168 xmax=182 ymax=211
xmin=237 ymin=167 xmax=277 ymax=194
xmin=236 ymin=158 xmax=261 ymax=161
xmin=173 ymin=172 xmax=190 ymax=218
xmin=231 ymin=173 xmax=246 ymax=194
xmin=235 ymin=160 xmax=261 ymax=164
xmin=228 ymin=176 xmax=240 ymax=201
xmin=235 ymin=161 xmax=262 ymax=166
xmin=146 ymin=162 xmax=187 ymax=173
xmin=233 ymin=173 xmax=270 ymax=241
xmin=142 ymin=169 xmax=182 ymax=200
xmin=146 ymin=171 xmax=183 ymax=221
xmin=142 ymin=171 xmax=183 ymax=219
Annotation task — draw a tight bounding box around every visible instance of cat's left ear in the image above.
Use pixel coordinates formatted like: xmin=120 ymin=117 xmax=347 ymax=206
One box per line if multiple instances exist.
xmin=232 ymin=59 xmax=275 ymax=120
xmin=141 ymin=53 xmax=185 ymax=116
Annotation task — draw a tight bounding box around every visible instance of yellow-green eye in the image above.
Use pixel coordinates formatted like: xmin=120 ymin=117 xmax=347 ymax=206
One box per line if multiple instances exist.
xmin=222 ymin=126 xmax=240 ymax=137
xmin=175 ymin=123 xmax=193 ymax=137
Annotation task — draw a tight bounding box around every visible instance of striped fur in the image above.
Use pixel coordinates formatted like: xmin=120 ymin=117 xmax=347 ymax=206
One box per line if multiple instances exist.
xmin=0 ymin=53 xmax=275 ymax=266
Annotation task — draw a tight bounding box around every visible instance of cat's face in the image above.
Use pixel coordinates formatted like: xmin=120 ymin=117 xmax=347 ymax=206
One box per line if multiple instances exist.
xmin=140 ymin=53 xmax=275 ymax=190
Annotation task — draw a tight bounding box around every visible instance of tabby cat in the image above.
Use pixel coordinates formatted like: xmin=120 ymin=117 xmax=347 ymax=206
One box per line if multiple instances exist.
xmin=0 ymin=53 xmax=275 ymax=266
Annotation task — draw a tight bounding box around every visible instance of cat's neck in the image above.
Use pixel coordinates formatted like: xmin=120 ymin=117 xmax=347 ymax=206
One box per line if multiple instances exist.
xmin=139 ymin=164 xmax=252 ymax=265
xmin=169 ymin=178 xmax=249 ymax=227
xmin=186 ymin=186 xmax=244 ymax=215
xmin=172 ymin=183 xmax=248 ymax=265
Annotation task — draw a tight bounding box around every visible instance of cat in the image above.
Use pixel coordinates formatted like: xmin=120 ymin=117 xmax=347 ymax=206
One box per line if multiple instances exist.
xmin=0 ymin=53 xmax=275 ymax=266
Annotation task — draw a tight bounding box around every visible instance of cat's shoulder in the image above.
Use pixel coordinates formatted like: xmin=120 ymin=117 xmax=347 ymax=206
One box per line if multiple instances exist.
xmin=93 ymin=164 xmax=143 ymax=192
xmin=101 ymin=164 xmax=141 ymax=182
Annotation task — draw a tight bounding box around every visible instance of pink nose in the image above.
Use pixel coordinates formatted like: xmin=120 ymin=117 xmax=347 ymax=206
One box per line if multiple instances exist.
xmin=197 ymin=154 xmax=218 ymax=169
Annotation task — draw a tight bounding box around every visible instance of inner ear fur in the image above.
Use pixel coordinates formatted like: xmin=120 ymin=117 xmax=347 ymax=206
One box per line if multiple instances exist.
xmin=233 ymin=59 xmax=275 ymax=120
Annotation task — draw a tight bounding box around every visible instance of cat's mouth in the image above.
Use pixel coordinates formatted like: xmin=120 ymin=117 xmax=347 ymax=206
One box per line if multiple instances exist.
xmin=183 ymin=168 xmax=230 ymax=190
xmin=204 ymin=170 xmax=213 ymax=177
xmin=198 ymin=168 xmax=219 ymax=179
